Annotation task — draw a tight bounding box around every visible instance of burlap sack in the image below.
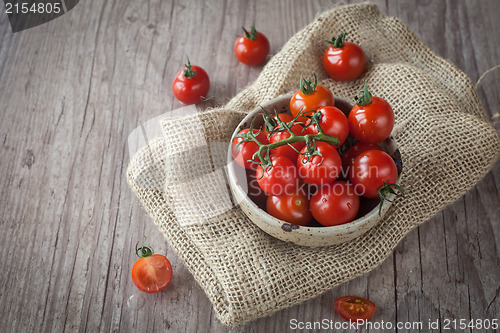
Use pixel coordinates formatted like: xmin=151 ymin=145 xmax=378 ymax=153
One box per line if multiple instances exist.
xmin=126 ymin=2 xmax=500 ymax=326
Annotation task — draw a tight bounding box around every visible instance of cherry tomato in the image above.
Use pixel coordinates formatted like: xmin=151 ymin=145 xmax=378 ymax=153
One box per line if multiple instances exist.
xmin=335 ymin=296 xmax=376 ymax=322
xmin=234 ymin=26 xmax=270 ymax=66
xmin=132 ymin=244 xmax=173 ymax=293
xmin=256 ymin=155 xmax=299 ymax=196
xmin=310 ymin=181 xmax=359 ymax=226
xmin=266 ymin=190 xmax=312 ymax=226
xmin=297 ymin=142 xmax=341 ymax=187
xmin=348 ymin=84 xmax=394 ymax=144
xmin=341 ymin=142 xmax=382 ymax=177
xmin=172 ymin=58 xmax=210 ymax=104
xmin=290 ymin=74 xmax=335 ymax=123
xmin=304 ymin=106 xmax=349 ymax=147
xmin=323 ymin=32 xmax=366 ymax=81
xmin=232 ymin=129 xmax=269 ymax=170
xmin=270 ymin=122 xmax=306 ymax=162
xmin=349 ymin=150 xmax=398 ymax=198
xmin=272 ymin=113 xmax=293 ymax=123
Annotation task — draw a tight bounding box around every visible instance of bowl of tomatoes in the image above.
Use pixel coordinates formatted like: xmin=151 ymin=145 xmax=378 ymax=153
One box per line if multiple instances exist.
xmin=227 ymin=85 xmax=402 ymax=247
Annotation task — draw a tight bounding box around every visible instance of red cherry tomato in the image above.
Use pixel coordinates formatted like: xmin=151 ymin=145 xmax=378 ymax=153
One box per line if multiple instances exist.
xmin=256 ymin=155 xmax=299 ymax=196
xmin=349 ymin=150 xmax=398 ymax=198
xmin=310 ymin=181 xmax=360 ymax=226
xmin=270 ymin=123 xmax=306 ymax=162
xmin=172 ymin=58 xmax=210 ymax=104
xmin=266 ymin=190 xmax=312 ymax=226
xmin=290 ymin=75 xmax=335 ymax=123
xmin=335 ymin=296 xmax=376 ymax=322
xmin=304 ymin=106 xmax=349 ymax=147
xmin=232 ymin=129 xmax=269 ymax=170
xmin=132 ymin=244 xmax=173 ymax=294
xmin=297 ymin=142 xmax=341 ymax=187
xmin=234 ymin=26 xmax=270 ymax=66
xmin=273 ymin=113 xmax=293 ymax=123
xmin=323 ymin=33 xmax=366 ymax=81
xmin=348 ymin=84 xmax=394 ymax=144
xmin=341 ymin=142 xmax=382 ymax=176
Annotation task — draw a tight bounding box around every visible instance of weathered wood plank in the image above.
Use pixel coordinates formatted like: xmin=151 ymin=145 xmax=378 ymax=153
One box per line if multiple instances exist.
xmin=0 ymin=0 xmax=498 ymax=332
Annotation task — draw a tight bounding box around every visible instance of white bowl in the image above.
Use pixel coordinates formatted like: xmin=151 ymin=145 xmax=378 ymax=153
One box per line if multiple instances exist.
xmin=227 ymin=94 xmax=402 ymax=247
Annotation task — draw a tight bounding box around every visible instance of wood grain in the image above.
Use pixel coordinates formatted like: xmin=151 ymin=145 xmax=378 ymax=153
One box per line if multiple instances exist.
xmin=0 ymin=0 xmax=498 ymax=332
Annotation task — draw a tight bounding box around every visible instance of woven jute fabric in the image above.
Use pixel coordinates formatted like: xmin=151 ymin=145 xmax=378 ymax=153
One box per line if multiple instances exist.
xmin=126 ymin=2 xmax=500 ymax=326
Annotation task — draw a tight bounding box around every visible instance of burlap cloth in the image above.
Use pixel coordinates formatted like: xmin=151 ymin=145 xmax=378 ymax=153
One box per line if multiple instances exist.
xmin=126 ymin=2 xmax=500 ymax=326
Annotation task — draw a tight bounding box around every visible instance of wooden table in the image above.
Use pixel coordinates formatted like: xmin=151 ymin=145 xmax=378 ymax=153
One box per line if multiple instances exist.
xmin=1 ymin=0 xmax=499 ymax=331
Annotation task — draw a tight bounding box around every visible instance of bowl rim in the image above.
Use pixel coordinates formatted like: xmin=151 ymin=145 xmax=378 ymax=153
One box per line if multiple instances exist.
xmin=227 ymin=93 xmax=402 ymax=237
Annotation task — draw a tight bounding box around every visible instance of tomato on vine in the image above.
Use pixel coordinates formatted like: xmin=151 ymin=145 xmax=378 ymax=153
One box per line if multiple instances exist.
xmin=131 ymin=240 xmax=173 ymax=293
xmin=310 ymin=181 xmax=360 ymax=226
xmin=232 ymin=129 xmax=269 ymax=170
xmin=256 ymin=155 xmax=299 ymax=196
xmin=290 ymin=74 xmax=335 ymax=123
xmin=323 ymin=32 xmax=366 ymax=81
xmin=234 ymin=26 xmax=270 ymax=66
xmin=335 ymin=296 xmax=376 ymax=322
xmin=269 ymin=116 xmax=306 ymax=162
xmin=348 ymin=82 xmax=394 ymax=144
xmin=297 ymin=141 xmax=341 ymax=187
xmin=172 ymin=58 xmax=210 ymax=104
xmin=266 ymin=189 xmax=312 ymax=226
xmin=304 ymin=106 xmax=349 ymax=147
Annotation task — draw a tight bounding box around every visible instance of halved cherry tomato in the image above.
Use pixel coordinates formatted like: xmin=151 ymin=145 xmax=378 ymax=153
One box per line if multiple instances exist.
xmin=335 ymin=296 xmax=376 ymax=322
xmin=132 ymin=244 xmax=173 ymax=294
xmin=310 ymin=181 xmax=359 ymax=226
xmin=323 ymin=32 xmax=366 ymax=81
xmin=348 ymin=84 xmax=394 ymax=144
xmin=341 ymin=142 xmax=382 ymax=177
xmin=234 ymin=26 xmax=270 ymax=66
xmin=172 ymin=58 xmax=210 ymax=104
xmin=304 ymin=106 xmax=349 ymax=147
xmin=290 ymin=74 xmax=335 ymax=123
xmin=232 ymin=129 xmax=269 ymax=170
xmin=349 ymin=150 xmax=398 ymax=198
xmin=297 ymin=142 xmax=341 ymax=187
xmin=266 ymin=190 xmax=312 ymax=226
xmin=256 ymin=155 xmax=299 ymax=196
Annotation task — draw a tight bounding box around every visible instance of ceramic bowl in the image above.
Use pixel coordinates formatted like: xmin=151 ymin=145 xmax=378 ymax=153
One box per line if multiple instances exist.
xmin=227 ymin=94 xmax=402 ymax=247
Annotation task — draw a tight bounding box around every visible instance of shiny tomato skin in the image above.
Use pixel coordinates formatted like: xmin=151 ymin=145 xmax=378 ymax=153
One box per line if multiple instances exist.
xmin=304 ymin=106 xmax=349 ymax=147
xmin=132 ymin=254 xmax=173 ymax=293
xmin=172 ymin=65 xmax=210 ymax=104
xmin=232 ymin=129 xmax=269 ymax=170
xmin=348 ymin=96 xmax=394 ymax=144
xmin=290 ymin=85 xmax=335 ymax=123
xmin=349 ymin=150 xmax=398 ymax=198
xmin=266 ymin=191 xmax=312 ymax=226
xmin=256 ymin=155 xmax=299 ymax=196
xmin=234 ymin=31 xmax=270 ymax=66
xmin=323 ymin=42 xmax=366 ymax=81
xmin=335 ymin=296 xmax=376 ymax=322
xmin=341 ymin=142 xmax=382 ymax=177
xmin=310 ymin=181 xmax=360 ymax=226
xmin=270 ymin=123 xmax=306 ymax=162
xmin=273 ymin=113 xmax=293 ymax=123
xmin=297 ymin=142 xmax=341 ymax=187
